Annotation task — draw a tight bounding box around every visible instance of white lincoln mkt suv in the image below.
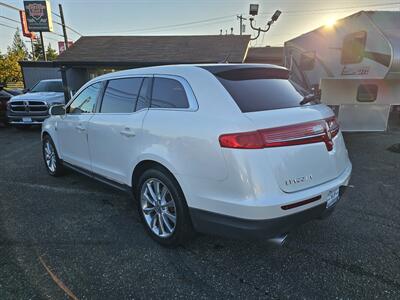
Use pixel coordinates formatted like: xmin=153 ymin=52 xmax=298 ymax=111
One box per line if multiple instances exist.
xmin=42 ymin=64 xmax=352 ymax=246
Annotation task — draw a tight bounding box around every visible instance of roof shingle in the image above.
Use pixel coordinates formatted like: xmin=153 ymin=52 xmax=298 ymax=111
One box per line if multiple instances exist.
xmin=56 ymin=35 xmax=251 ymax=64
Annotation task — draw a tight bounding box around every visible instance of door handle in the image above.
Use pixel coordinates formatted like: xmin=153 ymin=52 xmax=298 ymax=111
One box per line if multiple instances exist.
xmin=76 ymin=124 xmax=86 ymax=132
xmin=120 ymin=128 xmax=136 ymax=137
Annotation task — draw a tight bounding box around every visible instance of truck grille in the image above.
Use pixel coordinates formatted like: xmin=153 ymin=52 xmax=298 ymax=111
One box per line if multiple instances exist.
xmin=10 ymin=101 xmax=48 ymax=113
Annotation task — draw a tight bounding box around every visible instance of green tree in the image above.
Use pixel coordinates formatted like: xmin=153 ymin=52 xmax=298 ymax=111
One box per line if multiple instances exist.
xmin=0 ymin=50 xmax=25 ymax=83
xmin=0 ymin=30 xmax=28 ymax=83
xmin=7 ymin=30 xmax=29 ymax=59
xmin=32 ymin=41 xmax=58 ymax=61
xmin=46 ymin=43 xmax=58 ymax=61
xmin=32 ymin=39 xmax=44 ymax=60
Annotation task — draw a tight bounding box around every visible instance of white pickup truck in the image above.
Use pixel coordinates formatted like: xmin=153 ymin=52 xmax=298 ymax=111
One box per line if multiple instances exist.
xmin=7 ymin=79 xmax=65 ymax=127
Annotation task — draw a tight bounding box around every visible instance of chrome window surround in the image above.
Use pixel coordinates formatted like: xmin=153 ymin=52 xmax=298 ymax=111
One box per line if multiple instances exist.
xmin=65 ymin=73 xmax=199 ymax=114
xmin=150 ymin=74 xmax=199 ymax=112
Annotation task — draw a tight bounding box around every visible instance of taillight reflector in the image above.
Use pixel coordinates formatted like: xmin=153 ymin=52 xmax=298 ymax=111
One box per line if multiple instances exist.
xmin=219 ymin=116 xmax=339 ymax=151
xmin=281 ymin=195 xmax=322 ymax=210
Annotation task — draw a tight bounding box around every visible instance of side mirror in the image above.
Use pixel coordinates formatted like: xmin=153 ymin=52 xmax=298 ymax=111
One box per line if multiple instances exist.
xmin=49 ymin=104 xmax=66 ymax=116
xmin=23 ymin=88 xmax=30 ymax=93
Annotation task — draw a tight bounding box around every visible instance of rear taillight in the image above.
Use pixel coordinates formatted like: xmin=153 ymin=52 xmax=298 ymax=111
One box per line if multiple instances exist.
xmin=219 ymin=116 xmax=339 ymax=151
xmin=326 ymin=116 xmax=339 ymax=138
xmin=219 ymin=131 xmax=264 ymax=149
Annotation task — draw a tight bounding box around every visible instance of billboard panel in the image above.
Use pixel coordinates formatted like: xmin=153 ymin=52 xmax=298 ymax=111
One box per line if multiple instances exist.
xmin=24 ymin=0 xmax=53 ymax=32
xmin=58 ymin=41 xmax=74 ymax=53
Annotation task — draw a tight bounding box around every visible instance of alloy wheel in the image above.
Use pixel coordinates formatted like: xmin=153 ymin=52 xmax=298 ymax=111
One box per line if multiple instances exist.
xmin=44 ymin=140 xmax=56 ymax=173
xmin=140 ymin=178 xmax=177 ymax=238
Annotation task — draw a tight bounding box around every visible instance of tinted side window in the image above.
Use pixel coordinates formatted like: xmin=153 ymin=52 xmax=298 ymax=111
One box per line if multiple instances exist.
xmin=135 ymin=77 xmax=151 ymax=111
xmin=151 ymin=78 xmax=189 ymax=109
xmin=101 ymin=77 xmax=143 ymax=113
xmin=68 ymin=82 xmax=101 ymax=114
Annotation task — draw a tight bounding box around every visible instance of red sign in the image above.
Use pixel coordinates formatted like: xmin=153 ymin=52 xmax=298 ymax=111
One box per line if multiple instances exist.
xmin=58 ymin=41 xmax=74 ymax=53
xmin=19 ymin=10 xmax=36 ymax=39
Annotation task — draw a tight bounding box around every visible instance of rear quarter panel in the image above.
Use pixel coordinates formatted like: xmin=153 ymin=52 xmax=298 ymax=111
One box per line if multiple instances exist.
xmin=141 ymin=110 xmax=228 ymax=181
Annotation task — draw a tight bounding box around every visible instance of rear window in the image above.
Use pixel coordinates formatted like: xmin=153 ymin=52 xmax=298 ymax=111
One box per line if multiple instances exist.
xmin=209 ymin=67 xmax=304 ymax=113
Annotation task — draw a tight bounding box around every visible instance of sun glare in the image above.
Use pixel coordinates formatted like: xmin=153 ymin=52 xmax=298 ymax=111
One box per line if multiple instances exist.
xmin=325 ymin=18 xmax=336 ymax=28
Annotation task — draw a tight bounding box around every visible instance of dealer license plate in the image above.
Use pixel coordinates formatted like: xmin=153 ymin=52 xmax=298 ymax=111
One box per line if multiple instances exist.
xmin=326 ymin=188 xmax=340 ymax=208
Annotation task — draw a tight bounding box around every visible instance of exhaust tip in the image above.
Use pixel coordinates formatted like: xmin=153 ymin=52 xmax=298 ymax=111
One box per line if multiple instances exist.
xmin=268 ymin=234 xmax=288 ymax=246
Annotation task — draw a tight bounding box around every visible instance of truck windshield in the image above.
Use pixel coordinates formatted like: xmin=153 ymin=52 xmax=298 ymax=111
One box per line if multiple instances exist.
xmin=31 ymin=81 xmax=64 ymax=93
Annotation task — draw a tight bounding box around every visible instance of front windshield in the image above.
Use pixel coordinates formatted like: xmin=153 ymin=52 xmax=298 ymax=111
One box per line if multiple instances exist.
xmin=31 ymin=81 xmax=64 ymax=93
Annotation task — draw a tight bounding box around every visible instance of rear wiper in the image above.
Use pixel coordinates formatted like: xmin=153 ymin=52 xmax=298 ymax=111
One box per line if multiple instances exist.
xmin=300 ymin=94 xmax=318 ymax=105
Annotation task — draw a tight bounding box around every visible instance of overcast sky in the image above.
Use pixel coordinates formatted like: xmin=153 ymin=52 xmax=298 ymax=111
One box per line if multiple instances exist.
xmin=1 ymin=0 xmax=399 ymax=54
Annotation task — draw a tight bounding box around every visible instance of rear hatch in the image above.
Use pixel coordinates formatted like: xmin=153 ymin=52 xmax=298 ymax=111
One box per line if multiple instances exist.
xmin=204 ymin=65 xmax=350 ymax=193
xmin=244 ymin=106 xmax=349 ymax=192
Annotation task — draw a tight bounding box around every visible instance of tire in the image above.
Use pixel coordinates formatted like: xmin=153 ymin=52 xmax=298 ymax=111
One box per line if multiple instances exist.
xmin=42 ymin=135 xmax=64 ymax=177
xmin=136 ymin=167 xmax=194 ymax=246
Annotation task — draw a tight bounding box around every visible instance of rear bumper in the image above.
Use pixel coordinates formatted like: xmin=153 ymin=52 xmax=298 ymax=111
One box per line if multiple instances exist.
xmin=190 ymin=186 xmax=347 ymax=239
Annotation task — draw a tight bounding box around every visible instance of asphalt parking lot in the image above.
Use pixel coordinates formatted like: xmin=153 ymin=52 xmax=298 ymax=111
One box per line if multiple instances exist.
xmin=0 ymin=120 xmax=399 ymax=299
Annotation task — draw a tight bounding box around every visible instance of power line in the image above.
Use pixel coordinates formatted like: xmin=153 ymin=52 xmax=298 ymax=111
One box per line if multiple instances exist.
xmin=101 ymin=18 xmax=235 ymax=35
xmin=88 ymin=14 xmax=236 ymax=34
xmin=87 ymin=1 xmax=399 ymax=35
xmin=0 ymin=2 xmax=19 ymax=11
xmin=0 ymin=22 xmax=17 ymax=30
xmin=0 ymin=15 xmax=19 ymax=24
xmin=2 ymin=0 xmax=399 ymax=38
xmin=0 ymin=1 xmax=82 ymax=36
xmin=260 ymin=2 xmax=400 ymax=16
xmin=0 ymin=14 xmax=65 ymax=38
xmin=52 ymin=11 xmax=61 ymax=19
xmin=64 ymin=25 xmax=82 ymax=36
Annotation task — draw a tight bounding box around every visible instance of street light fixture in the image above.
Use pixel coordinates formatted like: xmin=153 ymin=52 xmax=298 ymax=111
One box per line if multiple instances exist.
xmin=249 ymin=4 xmax=259 ymax=16
xmin=248 ymin=6 xmax=282 ymax=40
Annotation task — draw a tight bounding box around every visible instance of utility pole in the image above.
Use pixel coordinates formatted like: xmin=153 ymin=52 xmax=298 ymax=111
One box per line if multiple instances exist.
xmin=39 ymin=31 xmax=47 ymax=61
xmin=59 ymin=4 xmax=69 ymax=50
xmin=237 ymin=14 xmax=246 ymax=35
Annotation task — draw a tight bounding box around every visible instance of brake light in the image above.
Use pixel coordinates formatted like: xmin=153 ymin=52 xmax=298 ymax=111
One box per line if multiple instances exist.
xmin=326 ymin=116 xmax=339 ymax=138
xmin=219 ymin=116 xmax=339 ymax=151
xmin=219 ymin=131 xmax=264 ymax=149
